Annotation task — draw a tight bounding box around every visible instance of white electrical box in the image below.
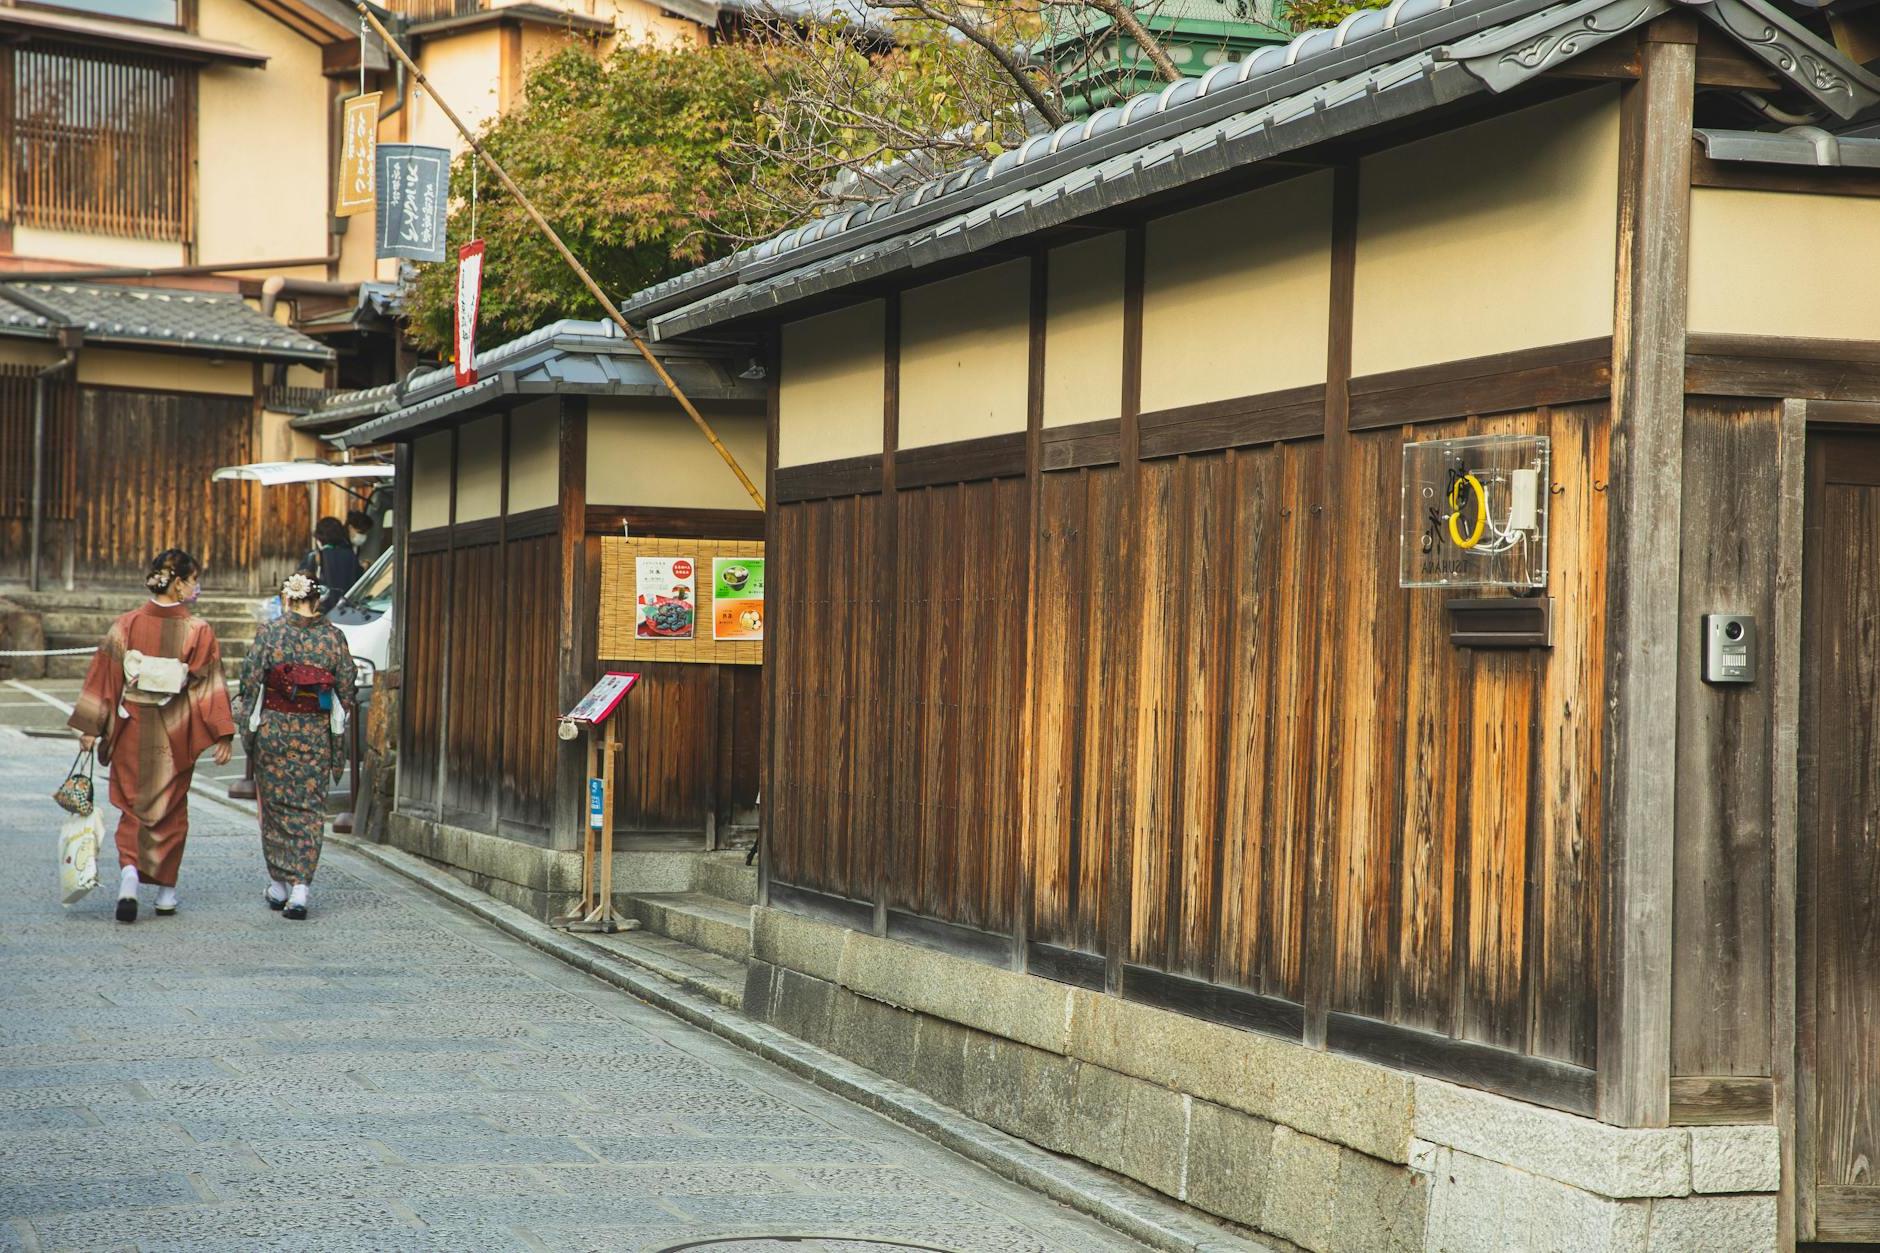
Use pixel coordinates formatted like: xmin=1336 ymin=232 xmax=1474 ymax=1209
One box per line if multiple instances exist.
xmin=1400 ymin=434 xmax=1550 ymax=590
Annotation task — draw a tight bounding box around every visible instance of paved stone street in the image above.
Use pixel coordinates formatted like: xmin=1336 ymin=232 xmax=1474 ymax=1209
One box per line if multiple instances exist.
xmin=0 ymin=728 xmax=1146 ymax=1253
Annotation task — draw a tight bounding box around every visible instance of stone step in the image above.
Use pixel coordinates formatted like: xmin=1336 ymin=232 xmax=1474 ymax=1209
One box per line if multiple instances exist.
xmin=575 ymin=928 xmax=746 ymax=1010
xmin=692 ymin=850 xmax=759 ymax=907
xmin=618 ymin=891 xmax=752 ymax=962
xmin=39 ymin=610 xmax=261 ymax=641
xmin=0 ymin=589 xmax=263 ymax=615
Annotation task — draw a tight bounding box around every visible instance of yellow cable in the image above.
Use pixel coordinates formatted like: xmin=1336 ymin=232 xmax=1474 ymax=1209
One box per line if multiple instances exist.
xmin=1448 ymin=473 xmax=1487 ymax=549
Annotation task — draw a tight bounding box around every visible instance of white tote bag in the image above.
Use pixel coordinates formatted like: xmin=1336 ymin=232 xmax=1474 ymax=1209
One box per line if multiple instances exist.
xmin=59 ymin=809 xmax=103 ymax=906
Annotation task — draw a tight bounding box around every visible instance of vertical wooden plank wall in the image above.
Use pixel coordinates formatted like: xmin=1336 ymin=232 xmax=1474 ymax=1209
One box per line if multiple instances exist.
xmin=764 ymin=259 xmax=1617 ymax=1096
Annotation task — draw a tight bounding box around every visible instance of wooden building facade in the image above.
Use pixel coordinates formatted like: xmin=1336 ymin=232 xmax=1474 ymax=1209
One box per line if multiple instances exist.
xmin=334 ymin=322 xmax=766 ymax=912
xmin=626 ymin=0 xmax=1880 ymax=1244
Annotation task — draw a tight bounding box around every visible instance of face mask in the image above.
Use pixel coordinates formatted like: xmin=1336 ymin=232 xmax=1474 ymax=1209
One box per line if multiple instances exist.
xmin=181 ymin=584 xmax=201 ymax=604
xmin=350 ymin=531 xmax=366 ymax=549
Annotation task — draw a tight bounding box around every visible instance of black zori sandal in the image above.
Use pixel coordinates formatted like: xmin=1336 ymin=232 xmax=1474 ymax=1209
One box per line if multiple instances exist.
xmin=115 ymin=897 xmax=137 ymax=924
xmin=265 ymin=892 xmax=286 ymax=911
xmin=153 ymin=905 xmax=177 ymax=918
xmin=282 ymin=903 xmax=308 ymax=921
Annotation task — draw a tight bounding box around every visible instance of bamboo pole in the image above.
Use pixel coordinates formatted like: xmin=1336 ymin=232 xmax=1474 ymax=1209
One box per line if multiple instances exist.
xmin=354 ymin=2 xmax=765 ymax=510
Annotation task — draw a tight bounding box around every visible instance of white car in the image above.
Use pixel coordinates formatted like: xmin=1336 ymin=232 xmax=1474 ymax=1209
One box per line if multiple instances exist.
xmin=330 ymin=547 xmax=395 ymax=673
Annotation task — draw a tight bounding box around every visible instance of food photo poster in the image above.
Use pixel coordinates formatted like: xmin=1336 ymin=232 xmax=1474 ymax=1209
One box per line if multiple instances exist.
xmin=636 ymin=556 xmax=696 ymax=639
xmin=711 ymin=557 xmax=765 ymax=642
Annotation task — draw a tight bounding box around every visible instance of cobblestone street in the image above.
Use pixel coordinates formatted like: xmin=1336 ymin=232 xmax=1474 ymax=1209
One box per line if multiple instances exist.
xmin=0 ymin=728 xmax=1145 ymax=1253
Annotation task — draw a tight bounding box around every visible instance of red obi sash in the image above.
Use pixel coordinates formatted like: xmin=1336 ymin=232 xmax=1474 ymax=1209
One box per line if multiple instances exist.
xmin=262 ymin=662 xmax=335 ymax=714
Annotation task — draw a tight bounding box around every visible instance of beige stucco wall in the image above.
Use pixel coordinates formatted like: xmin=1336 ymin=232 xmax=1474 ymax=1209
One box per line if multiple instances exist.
xmin=77 ymin=349 xmax=254 ymax=396
xmin=455 ymin=414 xmax=505 ymax=521
xmin=586 ymin=399 xmax=766 ymax=510
xmin=1689 ymin=187 xmax=1880 ymax=340
xmin=0 ymin=341 xmax=60 ymax=368
xmin=508 ymin=399 xmax=561 ymax=513
xmin=899 ymin=260 xmax=1029 ymax=449
xmin=777 ymin=301 xmax=886 ymax=467
xmin=1142 ymin=173 xmax=1334 ymax=411
xmin=198 ymin=0 xmax=329 ymax=273
xmin=413 ymin=29 xmax=507 ymax=156
xmin=1044 ymin=234 xmax=1124 ymax=427
xmin=10 ymin=228 xmax=186 ymax=269
xmin=411 ymin=430 xmax=454 ymax=531
xmin=1352 ymin=87 xmax=1619 ymax=378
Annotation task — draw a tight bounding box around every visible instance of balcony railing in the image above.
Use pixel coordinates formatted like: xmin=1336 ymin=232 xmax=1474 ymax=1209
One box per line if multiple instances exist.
xmin=393 ymin=0 xmax=485 ymax=24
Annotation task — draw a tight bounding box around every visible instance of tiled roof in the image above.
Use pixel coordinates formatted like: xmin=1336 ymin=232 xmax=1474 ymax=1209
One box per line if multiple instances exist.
xmin=0 ymin=281 xmax=334 ymax=364
xmin=631 ymin=0 xmax=1880 ymax=339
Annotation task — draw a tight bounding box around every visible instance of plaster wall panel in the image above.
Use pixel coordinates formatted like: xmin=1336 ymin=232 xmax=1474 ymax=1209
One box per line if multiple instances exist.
xmin=507 ymin=399 xmax=562 ymax=513
xmin=587 ymin=399 xmax=767 ymax=509
xmin=777 ymin=300 xmax=886 ymax=467
xmin=1688 ymin=187 xmax=1880 ymax=340
xmin=1142 ymin=171 xmax=1334 ymax=411
xmin=411 ymin=430 xmax=454 ymax=531
xmin=1044 ymin=234 xmax=1126 ymax=427
xmin=899 ymin=260 xmax=1030 ymax=449
xmin=455 ymin=414 xmax=504 ymax=521
xmin=1353 ymin=88 xmax=1620 ymax=378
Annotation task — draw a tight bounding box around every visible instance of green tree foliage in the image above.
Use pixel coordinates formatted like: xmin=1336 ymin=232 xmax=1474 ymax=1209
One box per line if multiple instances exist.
xmin=403 ymin=40 xmax=788 ymax=355
xmin=1283 ymin=0 xmax=1388 ymax=30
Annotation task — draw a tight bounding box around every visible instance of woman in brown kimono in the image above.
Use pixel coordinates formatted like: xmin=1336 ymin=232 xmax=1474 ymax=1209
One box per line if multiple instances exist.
xmin=69 ymin=549 xmax=236 ymax=923
xmin=235 ymin=571 xmax=356 ymax=920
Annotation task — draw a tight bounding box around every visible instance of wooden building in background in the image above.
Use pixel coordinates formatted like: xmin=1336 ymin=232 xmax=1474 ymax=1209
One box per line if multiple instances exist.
xmin=333 ymin=320 xmax=766 ymax=916
xmin=623 ymin=0 xmax=1880 ymax=1245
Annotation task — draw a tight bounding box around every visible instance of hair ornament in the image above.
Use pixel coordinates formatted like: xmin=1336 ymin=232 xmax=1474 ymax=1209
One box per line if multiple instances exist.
xmin=144 ymin=568 xmax=175 ymax=593
xmin=281 ymin=572 xmax=322 ymax=604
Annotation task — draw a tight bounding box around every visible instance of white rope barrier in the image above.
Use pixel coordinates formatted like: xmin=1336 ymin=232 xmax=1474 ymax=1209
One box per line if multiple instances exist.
xmin=0 ymin=646 xmax=97 ymax=657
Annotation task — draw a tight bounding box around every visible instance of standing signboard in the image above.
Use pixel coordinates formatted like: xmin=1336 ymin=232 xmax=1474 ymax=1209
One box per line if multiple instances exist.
xmin=375 ymin=144 xmax=450 ymax=262
xmin=335 ymin=92 xmax=381 ymax=217
xmin=454 ymin=240 xmax=485 ymax=387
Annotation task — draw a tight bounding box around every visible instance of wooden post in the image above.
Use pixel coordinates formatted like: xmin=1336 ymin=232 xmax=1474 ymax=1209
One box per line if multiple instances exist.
xmin=1306 ymin=162 xmax=1359 ymax=1051
xmin=1770 ymin=397 xmax=1805 ymax=1251
xmin=1014 ymin=249 xmax=1046 ymax=975
xmin=758 ymin=326 xmax=779 ymax=903
xmin=598 ymin=712 xmax=619 ymax=922
xmin=875 ymin=295 xmax=900 ymax=940
xmin=1598 ymin=14 xmax=1696 ymax=1128
xmin=552 ymin=398 xmax=590 ymax=855
xmin=1106 ymin=226 xmax=1145 ymax=998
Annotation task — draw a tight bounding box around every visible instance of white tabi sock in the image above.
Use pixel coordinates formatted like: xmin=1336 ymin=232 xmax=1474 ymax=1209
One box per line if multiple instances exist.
xmin=288 ymin=884 xmax=309 ymax=909
xmin=118 ymin=865 xmax=139 ymax=900
xmin=267 ymin=880 xmax=288 ymax=904
xmin=155 ymin=886 xmax=177 ymax=912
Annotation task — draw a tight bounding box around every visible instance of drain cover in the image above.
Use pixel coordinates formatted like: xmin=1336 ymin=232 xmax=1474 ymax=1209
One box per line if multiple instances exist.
xmin=654 ymin=1239 xmax=961 ymax=1253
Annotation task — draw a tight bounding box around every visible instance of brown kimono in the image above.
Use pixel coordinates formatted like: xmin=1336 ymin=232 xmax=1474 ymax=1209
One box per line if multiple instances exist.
xmin=67 ymin=601 xmax=236 ymax=887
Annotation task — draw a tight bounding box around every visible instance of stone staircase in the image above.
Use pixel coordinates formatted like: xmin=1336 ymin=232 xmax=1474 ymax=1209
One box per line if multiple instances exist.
xmin=0 ymin=588 xmax=264 ymax=679
xmin=586 ymin=850 xmax=758 ymax=1009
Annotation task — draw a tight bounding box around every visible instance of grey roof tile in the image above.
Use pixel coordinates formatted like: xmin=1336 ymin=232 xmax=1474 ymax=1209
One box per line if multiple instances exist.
xmin=0 ymin=281 xmax=332 ymax=363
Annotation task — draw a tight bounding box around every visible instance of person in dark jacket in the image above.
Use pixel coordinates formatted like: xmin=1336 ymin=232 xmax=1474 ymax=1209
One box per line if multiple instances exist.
xmin=302 ymin=516 xmax=362 ymax=613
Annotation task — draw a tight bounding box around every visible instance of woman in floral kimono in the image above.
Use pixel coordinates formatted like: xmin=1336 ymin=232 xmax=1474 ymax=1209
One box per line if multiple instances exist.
xmin=236 ymin=571 xmax=356 ymax=920
xmin=69 ymin=549 xmax=236 ymax=924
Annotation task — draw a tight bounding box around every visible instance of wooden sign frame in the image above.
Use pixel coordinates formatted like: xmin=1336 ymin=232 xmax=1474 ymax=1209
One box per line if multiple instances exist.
xmin=598 ymin=536 xmax=763 ymax=665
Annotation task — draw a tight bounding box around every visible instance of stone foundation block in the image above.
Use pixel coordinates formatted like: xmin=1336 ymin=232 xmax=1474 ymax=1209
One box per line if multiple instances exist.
xmin=1183 ymin=1099 xmax=1276 ymax=1228
xmin=1418 ymin=1142 xmax=1651 ymax=1253
xmin=1644 ymin=1194 xmax=1775 ymax=1252
xmin=828 ymin=987 xmax=919 ymax=1088
xmin=910 ymin=1015 xmax=970 ymax=1112
xmin=1332 ymin=1146 xmax=1427 ymax=1253
xmin=839 ymin=930 xmax=1071 ymax=1054
xmin=1413 ymin=1078 xmax=1690 ymax=1199
xmin=767 ymin=967 xmax=837 ymax=1044
xmin=1263 ymin=1126 xmax=1343 ymax=1251
xmin=751 ymin=905 xmax=845 ymax=984
xmin=1688 ymin=1126 xmax=1780 ymax=1194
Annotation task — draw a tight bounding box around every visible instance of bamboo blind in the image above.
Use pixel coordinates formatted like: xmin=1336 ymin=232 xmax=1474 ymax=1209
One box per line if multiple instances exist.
xmin=5 ymin=44 xmax=193 ymax=242
xmin=598 ymin=536 xmax=764 ymax=666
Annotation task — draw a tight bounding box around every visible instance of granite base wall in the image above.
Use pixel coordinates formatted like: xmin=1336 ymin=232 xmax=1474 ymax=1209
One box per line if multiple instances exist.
xmin=382 ymin=810 xmax=581 ymax=919
xmin=746 ymin=906 xmax=1781 ymax=1253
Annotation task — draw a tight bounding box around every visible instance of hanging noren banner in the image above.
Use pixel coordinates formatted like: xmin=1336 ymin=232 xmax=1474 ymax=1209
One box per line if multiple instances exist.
xmin=375 ymin=144 xmax=449 ymax=262
xmin=335 ymin=91 xmax=381 ymax=217
xmin=454 ymin=240 xmax=485 ymax=388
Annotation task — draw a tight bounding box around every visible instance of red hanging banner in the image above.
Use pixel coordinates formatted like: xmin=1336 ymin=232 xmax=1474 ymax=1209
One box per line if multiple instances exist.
xmin=454 ymin=239 xmax=485 ymax=387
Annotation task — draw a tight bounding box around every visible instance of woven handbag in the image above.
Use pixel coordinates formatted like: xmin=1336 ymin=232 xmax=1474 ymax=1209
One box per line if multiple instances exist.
xmin=51 ymin=747 xmax=94 ymax=817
